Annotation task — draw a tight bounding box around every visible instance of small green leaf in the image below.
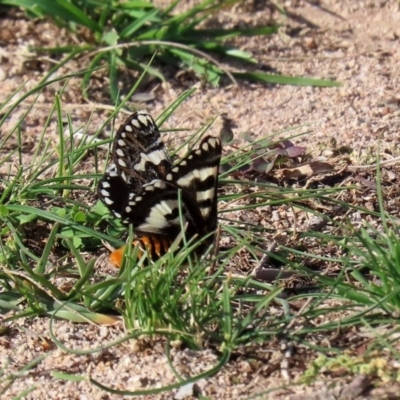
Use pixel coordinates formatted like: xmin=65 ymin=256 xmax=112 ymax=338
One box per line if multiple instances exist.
xmin=73 ymin=211 xmax=86 ymax=223
xmin=72 ymin=236 xmax=82 ymax=248
xmin=53 ymin=207 xmax=66 ymax=218
xmin=102 ymin=30 xmax=120 ymax=46
xmin=61 ymin=228 xmax=74 ymax=238
xmin=16 ymin=213 xmax=38 ymax=224
xmin=92 ymin=201 xmax=109 ymax=215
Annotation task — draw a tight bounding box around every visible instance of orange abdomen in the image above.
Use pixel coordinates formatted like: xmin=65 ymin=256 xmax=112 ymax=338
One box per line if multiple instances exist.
xmin=109 ymin=235 xmax=172 ymax=268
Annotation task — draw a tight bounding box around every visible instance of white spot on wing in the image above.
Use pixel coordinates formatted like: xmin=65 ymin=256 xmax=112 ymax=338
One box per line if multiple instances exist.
xmin=208 ymin=138 xmax=218 ymax=147
xmin=137 ymin=114 xmax=149 ymax=126
xmin=139 ymin=200 xmax=183 ymax=232
xmin=196 ymin=187 xmax=215 ymax=203
xmin=176 ymin=174 xmax=193 ymax=187
xmin=134 ymin=149 xmax=169 ymax=171
xmin=154 ymin=181 xmax=166 ymax=189
xmin=176 ymin=166 xmax=215 ymax=188
xmin=197 ymin=188 xmax=215 ymax=218
xmin=131 ymin=119 xmax=141 ymax=129
xmin=202 ymin=142 xmax=209 ymax=151
xmin=106 ymin=163 xmax=117 ymax=174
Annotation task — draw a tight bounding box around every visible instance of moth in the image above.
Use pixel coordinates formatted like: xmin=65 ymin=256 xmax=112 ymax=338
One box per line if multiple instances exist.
xmin=98 ymin=111 xmax=221 ymax=267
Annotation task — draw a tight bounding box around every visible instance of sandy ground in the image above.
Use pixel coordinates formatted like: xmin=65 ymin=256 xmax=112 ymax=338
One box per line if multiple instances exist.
xmin=1 ymin=1 xmax=400 ymax=399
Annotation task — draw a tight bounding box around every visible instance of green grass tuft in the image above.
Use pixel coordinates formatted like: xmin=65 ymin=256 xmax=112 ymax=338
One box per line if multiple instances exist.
xmin=2 ymin=0 xmax=339 ymax=102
